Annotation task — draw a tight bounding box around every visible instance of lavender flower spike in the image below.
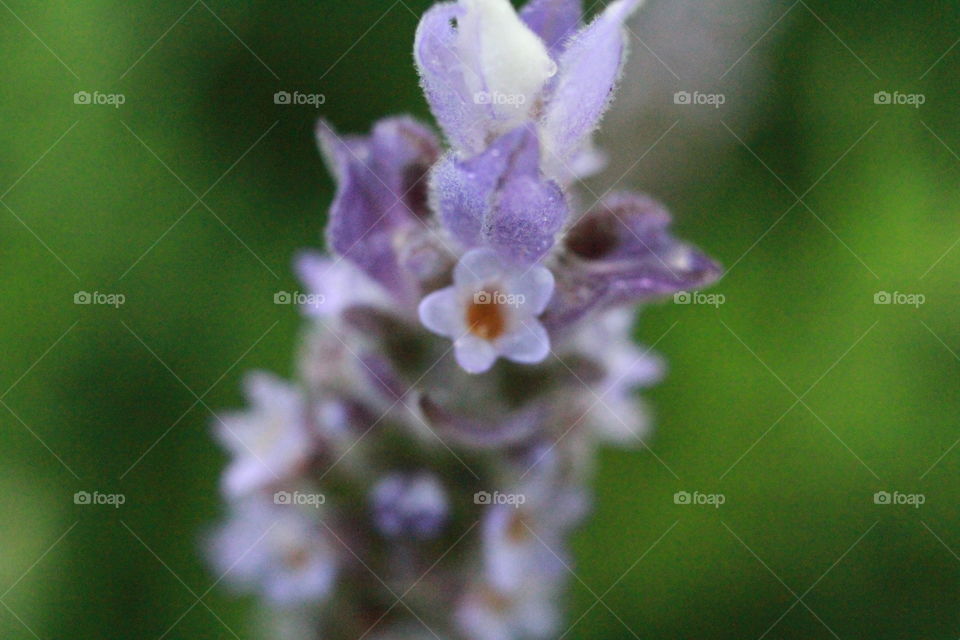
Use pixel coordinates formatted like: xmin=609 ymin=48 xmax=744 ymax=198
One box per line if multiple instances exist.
xmin=209 ymin=0 xmax=721 ymax=637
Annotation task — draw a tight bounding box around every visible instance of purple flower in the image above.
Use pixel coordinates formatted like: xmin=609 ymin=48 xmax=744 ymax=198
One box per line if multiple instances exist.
xmin=214 ymin=373 xmax=310 ymax=499
xmin=207 ymin=500 xmax=337 ymax=606
xmin=318 ymin=117 xmax=440 ymax=304
xmin=370 ymin=472 xmax=449 ymax=539
xmin=418 ymin=248 xmax=555 ymax=373
xmin=572 ymin=309 xmax=663 ymax=442
xmin=456 ymin=578 xmax=561 ymax=640
xmin=542 ymin=191 xmax=721 ymax=332
xmin=294 ymin=252 xmax=390 ymax=318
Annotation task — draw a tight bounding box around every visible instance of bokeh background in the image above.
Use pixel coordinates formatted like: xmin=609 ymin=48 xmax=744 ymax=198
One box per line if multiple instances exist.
xmin=1 ymin=1 xmax=958 ymax=638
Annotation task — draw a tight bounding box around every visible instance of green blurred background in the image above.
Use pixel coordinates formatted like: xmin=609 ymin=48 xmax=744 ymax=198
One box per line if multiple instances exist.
xmin=1 ymin=1 xmax=958 ymax=638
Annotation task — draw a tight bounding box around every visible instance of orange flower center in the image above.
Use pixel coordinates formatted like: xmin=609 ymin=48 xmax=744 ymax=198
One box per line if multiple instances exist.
xmin=466 ymin=290 xmax=507 ymax=340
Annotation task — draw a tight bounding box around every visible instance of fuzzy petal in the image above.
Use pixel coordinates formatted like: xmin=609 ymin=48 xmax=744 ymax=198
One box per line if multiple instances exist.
xmin=414 ymin=2 xmax=491 ymax=154
xmin=520 ymin=0 xmax=583 ymax=55
xmin=541 ymin=0 xmax=643 ymax=169
xmin=318 ymin=118 xmax=439 ymax=302
xmin=432 ymin=126 xmax=567 ymax=265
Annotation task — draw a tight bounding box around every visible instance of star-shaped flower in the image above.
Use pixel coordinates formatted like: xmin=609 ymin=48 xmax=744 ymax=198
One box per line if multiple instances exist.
xmin=418 ymin=248 xmax=555 ymax=373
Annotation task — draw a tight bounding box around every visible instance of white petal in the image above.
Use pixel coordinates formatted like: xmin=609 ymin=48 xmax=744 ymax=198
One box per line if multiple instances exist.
xmin=498 ymin=320 xmax=550 ymax=364
xmin=454 ymin=247 xmax=505 ymax=287
xmin=457 ymin=0 xmax=556 ymax=124
xmin=222 ymin=459 xmax=273 ymax=499
xmin=419 ymin=288 xmax=463 ymax=337
xmin=455 ymin=335 xmax=499 ymax=374
xmin=244 ymin=371 xmax=295 ymax=408
xmin=507 ymin=264 xmax=555 ymax=314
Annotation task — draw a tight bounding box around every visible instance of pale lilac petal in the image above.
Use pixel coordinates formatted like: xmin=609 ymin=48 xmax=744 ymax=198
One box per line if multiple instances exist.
xmin=294 ymin=251 xmax=387 ymax=317
xmin=243 ymin=371 xmax=296 ymax=408
xmin=419 ymin=287 xmax=463 ymax=337
xmin=490 ymin=172 xmax=567 ymax=265
xmin=456 ymin=596 xmax=513 ymax=640
xmin=589 ymin=394 xmax=652 ymax=443
xmin=207 ymin=502 xmax=337 ymax=606
xmin=498 ymin=320 xmax=551 ymax=364
xmin=454 ymin=247 xmax=505 ymax=286
xmin=455 ymin=335 xmax=499 ymax=374
xmin=483 ymin=505 xmax=531 ymax=592
xmin=508 ymin=263 xmax=555 ymax=314
xmin=371 ymin=473 xmax=449 ymax=539
xmin=221 ymin=459 xmax=274 ymax=498
xmin=432 ymin=127 xmax=568 ymax=264
xmin=414 ymin=2 xmax=491 ymax=154
xmin=541 ymin=0 xmax=643 ymax=167
xmin=520 ymin=0 xmax=583 ymax=55
xmin=368 ymin=117 xmax=440 ymax=205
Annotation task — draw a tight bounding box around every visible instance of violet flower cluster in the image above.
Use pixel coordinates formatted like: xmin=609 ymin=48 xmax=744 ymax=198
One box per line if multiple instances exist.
xmin=208 ymin=0 xmax=720 ymax=638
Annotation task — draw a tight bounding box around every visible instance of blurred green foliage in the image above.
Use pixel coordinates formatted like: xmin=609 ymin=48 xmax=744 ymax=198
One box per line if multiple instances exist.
xmin=0 ymin=1 xmax=958 ymax=638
